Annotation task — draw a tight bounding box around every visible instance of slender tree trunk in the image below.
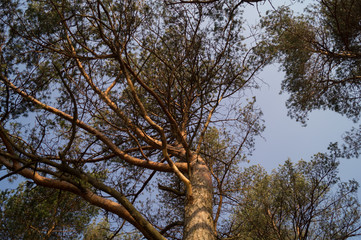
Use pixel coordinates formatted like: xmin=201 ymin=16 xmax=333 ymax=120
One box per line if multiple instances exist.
xmin=183 ymin=156 xmax=216 ymax=240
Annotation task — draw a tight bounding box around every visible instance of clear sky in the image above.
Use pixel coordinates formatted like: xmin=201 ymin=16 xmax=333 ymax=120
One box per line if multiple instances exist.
xmin=248 ymin=65 xmax=360 ymax=184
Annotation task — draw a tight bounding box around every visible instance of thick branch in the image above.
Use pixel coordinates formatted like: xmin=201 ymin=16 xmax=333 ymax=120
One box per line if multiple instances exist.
xmin=0 ymin=154 xmax=160 ymax=239
xmin=0 ymin=128 xmax=165 ymax=240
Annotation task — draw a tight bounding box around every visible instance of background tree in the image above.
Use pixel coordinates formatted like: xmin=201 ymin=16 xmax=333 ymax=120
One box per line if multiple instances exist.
xmin=83 ymin=219 xmax=113 ymax=240
xmin=0 ymin=0 xmax=266 ymax=239
xmin=261 ymin=0 xmax=361 ymax=124
xmin=0 ymin=182 xmax=99 ymax=240
xmin=225 ymin=152 xmax=361 ymax=240
xmin=260 ymin=0 xmax=361 ymax=159
xmin=83 ymin=218 xmax=143 ymax=240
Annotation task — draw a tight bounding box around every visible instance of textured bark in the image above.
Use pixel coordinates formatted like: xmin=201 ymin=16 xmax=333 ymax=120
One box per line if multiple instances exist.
xmin=183 ymin=157 xmax=216 ymax=240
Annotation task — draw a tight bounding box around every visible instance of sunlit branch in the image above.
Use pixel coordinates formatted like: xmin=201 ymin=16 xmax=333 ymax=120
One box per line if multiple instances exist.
xmin=0 ymin=130 xmax=165 ymax=239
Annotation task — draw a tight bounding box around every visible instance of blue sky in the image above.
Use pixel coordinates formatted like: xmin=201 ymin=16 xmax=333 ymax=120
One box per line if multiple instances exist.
xmin=248 ymin=65 xmax=360 ymax=184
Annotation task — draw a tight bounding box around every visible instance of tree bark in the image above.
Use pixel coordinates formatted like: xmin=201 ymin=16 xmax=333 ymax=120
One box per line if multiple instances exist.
xmin=183 ymin=156 xmax=216 ymax=240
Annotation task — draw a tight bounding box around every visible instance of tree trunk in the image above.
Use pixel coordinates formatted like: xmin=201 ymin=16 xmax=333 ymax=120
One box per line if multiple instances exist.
xmin=183 ymin=156 xmax=216 ymax=240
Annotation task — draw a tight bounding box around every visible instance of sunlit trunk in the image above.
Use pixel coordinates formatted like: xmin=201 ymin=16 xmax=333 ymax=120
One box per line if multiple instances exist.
xmin=183 ymin=156 xmax=216 ymax=240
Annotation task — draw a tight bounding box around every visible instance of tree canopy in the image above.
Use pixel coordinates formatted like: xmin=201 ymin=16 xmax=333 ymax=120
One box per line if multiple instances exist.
xmin=0 ymin=0 xmax=266 ymax=239
xmin=0 ymin=0 xmax=360 ymax=239
xmin=0 ymin=182 xmax=98 ymax=240
xmin=228 ymin=153 xmax=361 ymax=240
xmin=261 ymin=0 xmax=361 ymax=123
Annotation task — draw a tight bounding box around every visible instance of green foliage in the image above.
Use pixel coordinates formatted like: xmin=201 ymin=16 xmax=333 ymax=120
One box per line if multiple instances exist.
xmin=84 ymin=218 xmax=143 ymax=240
xmin=0 ymin=182 xmax=99 ymax=240
xmin=83 ymin=219 xmax=112 ymax=240
xmin=261 ymin=0 xmax=361 ymax=124
xmin=227 ymin=154 xmax=361 ymax=239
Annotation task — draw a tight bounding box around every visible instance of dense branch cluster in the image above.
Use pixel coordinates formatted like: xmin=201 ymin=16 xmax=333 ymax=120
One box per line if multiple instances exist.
xmin=0 ymin=0 xmax=264 ymax=239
